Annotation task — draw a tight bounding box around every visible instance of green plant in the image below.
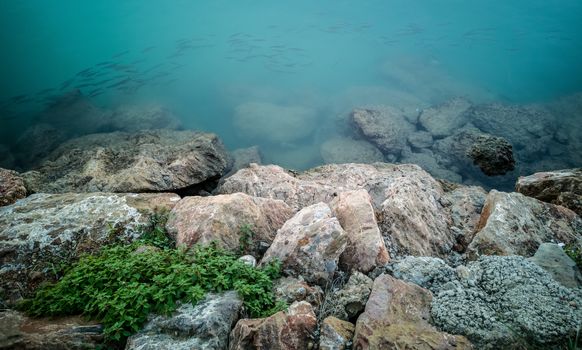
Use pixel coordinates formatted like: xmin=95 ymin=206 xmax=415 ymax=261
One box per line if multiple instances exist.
xmin=238 ymin=224 xmax=256 ymax=255
xmin=137 ymin=209 xmax=173 ymax=249
xmin=19 ymin=237 xmax=284 ymax=345
xmin=564 ymin=243 xmax=582 ymax=270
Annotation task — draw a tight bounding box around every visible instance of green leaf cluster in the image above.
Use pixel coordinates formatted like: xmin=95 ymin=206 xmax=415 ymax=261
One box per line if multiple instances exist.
xmin=19 ymin=240 xmax=284 ymax=343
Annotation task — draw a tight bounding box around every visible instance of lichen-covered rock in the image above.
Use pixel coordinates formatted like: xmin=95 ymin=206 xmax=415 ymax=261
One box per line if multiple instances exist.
xmin=22 ymin=129 xmax=229 ymax=193
xmin=440 ymin=185 xmax=487 ymax=252
xmin=389 ymin=256 xmax=457 ymax=292
xmin=515 ymin=168 xmax=582 ymax=216
xmin=274 ymin=277 xmax=323 ymax=308
xmin=330 ymin=190 xmax=389 ymax=273
xmin=529 ymin=243 xmax=582 ymax=289
xmin=321 ymin=272 xmax=373 ymax=322
xmin=166 ymin=193 xmax=294 ymax=255
xmin=0 ymin=310 xmax=103 ymax=350
xmin=353 ymin=274 xmax=472 ymax=350
xmin=432 ymin=256 xmax=582 ymax=349
xmin=126 ymin=292 xmax=242 ymax=350
xmin=229 ymin=301 xmax=317 ymax=350
xmin=261 ymin=203 xmax=347 ymax=286
xmin=419 ymin=97 xmax=472 ymax=138
xmin=0 ymin=168 xmax=26 ymax=207
xmin=320 ymin=137 xmax=384 ymax=164
xmin=467 ymin=190 xmax=582 ymax=259
xmin=467 ymin=134 xmax=515 ymax=176
xmin=351 ymin=106 xmax=416 ymax=158
xmin=0 ymin=192 xmax=180 ymax=304
xmin=319 ymin=316 xmax=354 ymax=350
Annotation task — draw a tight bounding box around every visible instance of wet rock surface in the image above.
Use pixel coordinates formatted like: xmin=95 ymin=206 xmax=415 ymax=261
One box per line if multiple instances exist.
xmin=126 ymin=292 xmax=242 ymax=350
xmin=0 ymin=168 xmax=26 ymax=207
xmin=166 ymin=193 xmax=294 ymax=255
xmin=0 ymin=192 xmax=180 ymax=304
xmin=22 ymin=129 xmax=230 ymax=194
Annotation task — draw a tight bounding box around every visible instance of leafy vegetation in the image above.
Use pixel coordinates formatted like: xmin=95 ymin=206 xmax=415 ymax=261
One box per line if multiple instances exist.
xmin=238 ymin=223 xmax=256 ymax=255
xmin=564 ymin=242 xmax=582 ymax=270
xmin=19 ymin=212 xmax=285 ymax=345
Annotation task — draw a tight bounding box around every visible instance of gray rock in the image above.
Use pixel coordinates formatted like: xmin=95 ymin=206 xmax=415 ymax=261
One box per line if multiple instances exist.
xmin=320 ymin=137 xmax=384 ymax=164
xmin=238 ymin=255 xmax=257 ymax=267
xmin=319 ymin=317 xmax=354 ymax=350
xmin=467 ymin=190 xmax=582 ymax=259
xmin=126 ymin=292 xmax=242 ymax=350
xmin=320 ymin=272 xmax=373 ymax=322
xmin=390 ymin=256 xmax=457 ymax=293
xmin=0 ymin=192 xmax=180 ymax=304
xmin=23 ymin=129 xmax=229 ymax=193
xmin=274 ymin=277 xmax=323 ymax=308
xmin=407 ymin=130 xmax=434 ymax=149
xmin=400 ymin=149 xmax=463 ymax=183
xmin=432 ymin=256 xmax=582 ymax=349
xmin=0 ymin=310 xmax=103 ymax=350
xmin=0 ymin=168 xmax=26 ymax=207
xmin=260 ymin=203 xmax=347 ymax=286
xmin=467 ymin=134 xmax=515 ymax=176
xmin=516 ymin=168 xmax=582 ymax=216
xmin=419 ymin=97 xmax=472 ymax=138
xmin=351 ymin=106 xmax=416 ymax=158
xmin=529 ymin=243 xmax=582 ymax=289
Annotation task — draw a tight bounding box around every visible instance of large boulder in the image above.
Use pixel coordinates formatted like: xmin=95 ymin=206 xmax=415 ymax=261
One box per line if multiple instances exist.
xmin=529 ymin=243 xmax=582 ymax=289
xmin=261 ymin=203 xmax=347 ymax=286
xmin=22 ymin=130 xmax=230 ymax=193
xmin=467 ymin=134 xmax=515 ymax=176
xmin=515 ymin=168 xmax=582 ymax=216
xmin=419 ymin=97 xmax=472 ymax=138
xmin=0 ymin=168 xmax=26 ymax=207
xmin=126 ymin=292 xmax=242 ymax=350
xmin=0 ymin=310 xmax=103 ymax=350
xmin=320 ymin=137 xmax=384 ymax=165
xmin=432 ymin=256 xmax=582 ymax=349
xmin=0 ymin=192 xmax=180 ymax=304
xmin=233 ymin=102 xmax=317 ymax=143
xmin=351 ymin=106 xmax=416 ymax=160
xmin=229 ymin=301 xmax=317 ymax=350
xmin=166 ymin=193 xmax=294 ymax=255
xmin=330 ymin=190 xmax=389 ymax=273
xmin=467 ymin=190 xmax=582 ymax=259
xmin=353 ymin=274 xmax=472 ymax=349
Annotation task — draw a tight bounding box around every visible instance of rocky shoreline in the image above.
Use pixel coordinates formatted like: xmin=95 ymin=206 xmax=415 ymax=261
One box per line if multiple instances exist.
xmin=1 ymin=146 xmax=581 ymax=349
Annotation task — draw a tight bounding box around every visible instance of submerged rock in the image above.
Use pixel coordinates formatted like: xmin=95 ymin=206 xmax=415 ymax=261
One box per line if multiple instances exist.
xmin=320 ymin=137 xmax=384 ymax=164
xmin=261 ymin=203 xmax=347 ymax=286
xmin=432 ymin=256 xmax=582 ymax=349
xmin=126 ymin=292 xmax=242 ymax=350
xmin=229 ymin=301 xmax=317 ymax=350
xmin=0 ymin=310 xmax=103 ymax=350
xmin=467 ymin=190 xmax=582 ymax=259
xmin=515 ymin=168 xmax=582 ymax=216
xmin=109 ymin=104 xmax=182 ymax=132
xmin=419 ymin=97 xmax=472 ymax=138
xmin=353 ymin=274 xmax=472 ymax=350
xmin=224 ymin=146 xmax=263 ymax=178
xmin=23 ymin=129 xmax=229 ymax=194
xmin=0 ymin=192 xmax=180 ymax=304
xmin=0 ymin=168 xmax=26 ymax=207
xmin=166 ymin=193 xmax=294 ymax=256
xmin=351 ymin=106 xmax=415 ymax=159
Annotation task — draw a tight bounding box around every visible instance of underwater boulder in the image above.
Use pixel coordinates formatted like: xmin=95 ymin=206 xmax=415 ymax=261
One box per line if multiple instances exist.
xmin=320 ymin=136 xmax=384 ymax=164
xmin=419 ymin=97 xmax=472 ymax=139
xmin=22 ymin=129 xmax=230 ymax=194
xmin=466 ymin=133 xmax=515 ymax=176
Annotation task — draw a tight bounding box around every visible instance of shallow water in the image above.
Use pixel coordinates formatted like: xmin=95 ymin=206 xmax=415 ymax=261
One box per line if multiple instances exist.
xmin=1 ymin=0 xmax=581 ymax=189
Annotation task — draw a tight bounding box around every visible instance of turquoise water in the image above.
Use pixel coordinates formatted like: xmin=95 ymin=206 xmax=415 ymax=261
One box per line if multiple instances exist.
xmin=1 ymin=1 xmax=581 ymax=182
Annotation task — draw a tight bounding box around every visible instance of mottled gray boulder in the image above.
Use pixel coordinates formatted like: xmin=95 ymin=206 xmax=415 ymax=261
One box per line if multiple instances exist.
xmin=389 ymin=256 xmax=457 ymax=292
xmin=353 ymin=274 xmax=473 ymax=349
xmin=166 ymin=193 xmax=294 ymax=256
xmin=419 ymin=97 xmax=472 ymax=138
xmin=0 ymin=168 xmax=26 ymax=207
xmin=273 ymin=277 xmax=323 ymax=308
xmin=320 ymin=137 xmax=384 ymax=164
xmin=432 ymin=256 xmax=582 ymax=349
xmin=516 ymin=168 xmax=582 ymax=216
xmin=351 ymin=106 xmax=416 ymax=159
xmin=0 ymin=192 xmax=180 ymax=304
xmin=468 ymin=190 xmax=582 ymax=259
xmin=0 ymin=310 xmax=103 ymax=350
xmin=319 ymin=316 xmax=354 ymax=350
xmin=23 ymin=129 xmax=229 ymax=193
xmin=440 ymin=185 xmax=487 ymax=252
xmin=407 ymin=130 xmax=434 ymax=149
xmin=261 ymin=203 xmax=347 ymax=286
xmin=320 ymin=272 xmax=373 ymax=322
xmin=529 ymin=243 xmax=582 ymax=289
xmin=110 ymin=104 xmax=182 ymax=132
xmin=467 ymin=134 xmax=515 ymax=176
xmin=126 ymin=292 xmax=242 ymax=350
